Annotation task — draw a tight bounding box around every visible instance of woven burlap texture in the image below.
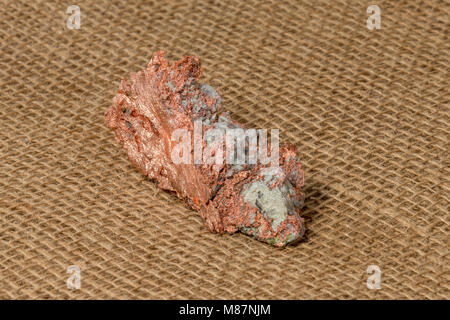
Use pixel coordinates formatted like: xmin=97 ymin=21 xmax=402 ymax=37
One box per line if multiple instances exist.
xmin=0 ymin=0 xmax=449 ymax=299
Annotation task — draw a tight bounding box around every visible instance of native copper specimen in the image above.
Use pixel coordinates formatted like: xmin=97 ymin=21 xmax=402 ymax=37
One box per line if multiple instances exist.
xmin=106 ymin=51 xmax=305 ymax=247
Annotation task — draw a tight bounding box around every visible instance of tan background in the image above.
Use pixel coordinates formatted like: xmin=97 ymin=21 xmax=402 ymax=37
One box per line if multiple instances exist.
xmin=0 ymin=0 xmax=449 ymax=299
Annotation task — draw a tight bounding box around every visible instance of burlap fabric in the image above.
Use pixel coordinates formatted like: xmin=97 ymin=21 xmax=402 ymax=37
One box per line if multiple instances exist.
xmin=0 ymin=0 xmax=448 ymax=299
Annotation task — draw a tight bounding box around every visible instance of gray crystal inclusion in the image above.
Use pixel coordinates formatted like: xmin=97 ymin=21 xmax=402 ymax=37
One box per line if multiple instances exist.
xmin=242 ymin=180 xmax=288 ymax=231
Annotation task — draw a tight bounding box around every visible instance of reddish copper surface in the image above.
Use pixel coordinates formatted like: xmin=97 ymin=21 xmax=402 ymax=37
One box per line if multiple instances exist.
xmin=106 ymin=51 xmax=305 ymax=247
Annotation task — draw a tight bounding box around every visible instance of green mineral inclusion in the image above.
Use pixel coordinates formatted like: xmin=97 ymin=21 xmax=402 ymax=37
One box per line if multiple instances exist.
xmin=242 ymin=180 xmax=288 ymax=231
xmin=240 ymin=179 xmax=300 ymax=246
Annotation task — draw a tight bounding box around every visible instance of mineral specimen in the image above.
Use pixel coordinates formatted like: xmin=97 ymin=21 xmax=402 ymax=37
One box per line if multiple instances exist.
xmin=105 ymin=51 xmax=305 ymax=247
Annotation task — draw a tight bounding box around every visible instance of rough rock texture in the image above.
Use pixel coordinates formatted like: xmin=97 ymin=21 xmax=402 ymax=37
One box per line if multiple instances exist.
xmin=105 ymin=51 xmax=305 ymax=247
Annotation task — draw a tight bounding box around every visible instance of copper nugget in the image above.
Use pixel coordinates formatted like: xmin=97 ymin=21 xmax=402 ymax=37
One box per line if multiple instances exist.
xmin=106 ymin=51 xmax=305 ymax=247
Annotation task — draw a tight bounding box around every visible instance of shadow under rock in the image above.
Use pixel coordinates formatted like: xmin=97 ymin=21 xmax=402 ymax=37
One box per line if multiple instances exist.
xmin=288 ymin=178 xmax=330 ymax=247
xmin=144 ymin=170 xmax=331 ymax=248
